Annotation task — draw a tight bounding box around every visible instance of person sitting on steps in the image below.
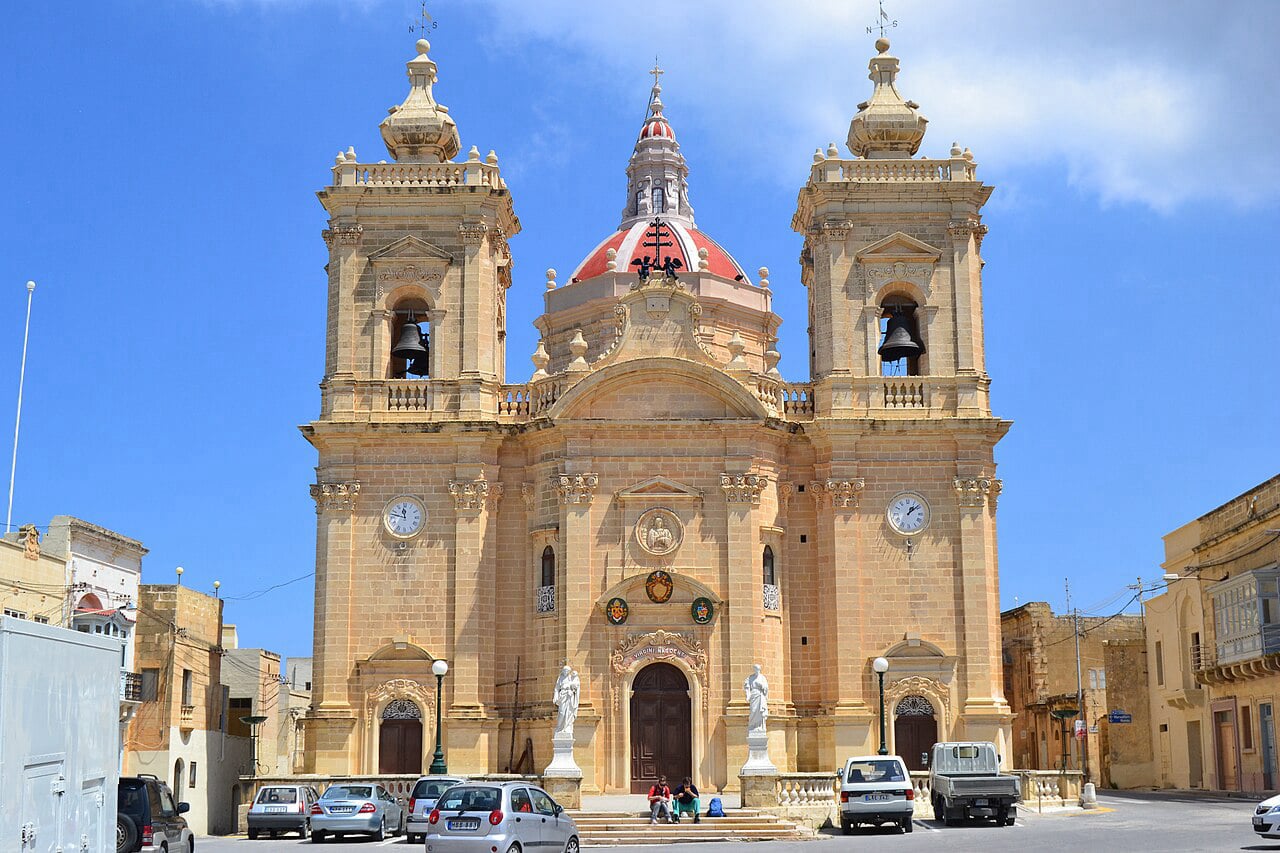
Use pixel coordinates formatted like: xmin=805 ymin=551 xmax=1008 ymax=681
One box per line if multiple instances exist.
xmin=673 ymin=776 xmax=700 ymax=824
xmin=648 ymin=774 xmax=674 ymax=824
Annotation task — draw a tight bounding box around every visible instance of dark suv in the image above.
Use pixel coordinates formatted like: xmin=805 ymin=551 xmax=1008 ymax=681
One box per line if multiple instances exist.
xmin=117 ymin=776 xmax=194 ymax=853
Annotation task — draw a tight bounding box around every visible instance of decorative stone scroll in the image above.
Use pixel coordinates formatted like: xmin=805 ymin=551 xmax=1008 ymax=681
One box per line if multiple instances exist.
xmin=366 ymin=678 xmax=433 ymax=722
xmin=520 ymin=483 xmax=536 ymax=511
xmin=322 ymin=224 xmax=364 ymax=248
xmin=610 ymin=630 xmax=709 ymax=711
xmin=557 ymin=473 xmax=599 ymax=505
xmin=311 ymin=482 xmax=361 ymax=513
xmin=722 ymin=473 xmax=767 ymax=505
xmin=885 ymin=675 xmax=950 ymax=726
xmin=375 ymin=264 xmax=445 ymax=299
xmin=450 ymin=477 xmax=502 ymax=512
xmin=954 ymin=476 xmax=1003 ymax=508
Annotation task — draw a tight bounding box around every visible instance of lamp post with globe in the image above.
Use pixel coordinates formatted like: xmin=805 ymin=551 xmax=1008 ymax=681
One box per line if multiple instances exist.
xmin=429 ymin=659 xmax=449 ymax=774
xmin=874 ymin=657 xmax=890 ymax=755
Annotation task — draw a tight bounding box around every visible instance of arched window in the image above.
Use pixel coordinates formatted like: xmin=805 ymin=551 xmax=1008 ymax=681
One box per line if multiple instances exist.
xmin=762 ymin=545 xmax=776 ymax=585
xmin=390 ymin=300 xmax=431 ymax=379
xmin=878 ymin=297 xmax=925 ymax=377
xmin=541 ymin=546 xmax=556 ymax=588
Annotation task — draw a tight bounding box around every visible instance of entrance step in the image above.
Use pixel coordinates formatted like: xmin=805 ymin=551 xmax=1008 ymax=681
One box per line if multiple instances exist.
xmin=567 ymin=809 xmax=813 ymax=847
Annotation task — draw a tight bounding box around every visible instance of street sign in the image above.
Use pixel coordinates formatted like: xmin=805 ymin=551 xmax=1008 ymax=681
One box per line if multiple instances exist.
xmin=1074 ymin=720 xmax=1086 ymax=738
xmin=1108 ymin=710 xmax=1133 ymax=724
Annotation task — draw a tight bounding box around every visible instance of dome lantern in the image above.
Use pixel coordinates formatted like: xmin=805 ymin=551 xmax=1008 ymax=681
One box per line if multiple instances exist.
xmin=846 ymin=39 xmax=928 ymax=159
xmin=380 ymin=39 xmax=461 ymax=163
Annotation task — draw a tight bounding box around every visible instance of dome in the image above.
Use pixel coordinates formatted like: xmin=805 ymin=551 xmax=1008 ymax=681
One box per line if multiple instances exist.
xmin=639 ymin=118 xmax=676 ymax=141
xmin=571 ymin=219 xmax=748 ymax=283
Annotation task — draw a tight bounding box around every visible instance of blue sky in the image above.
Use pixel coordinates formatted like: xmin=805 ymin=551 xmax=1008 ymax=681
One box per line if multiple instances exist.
xmin=0 ymin=1 xmax=1276 ymax=659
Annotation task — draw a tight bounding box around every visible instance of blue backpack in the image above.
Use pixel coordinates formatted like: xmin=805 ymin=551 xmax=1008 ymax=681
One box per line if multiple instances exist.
xmin=707 ymin=796 xmax=725 ymax=818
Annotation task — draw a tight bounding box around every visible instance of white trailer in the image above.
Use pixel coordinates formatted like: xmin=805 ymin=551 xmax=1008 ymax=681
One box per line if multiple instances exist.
xmin=1 ymin=615 xmax=122 ymax=853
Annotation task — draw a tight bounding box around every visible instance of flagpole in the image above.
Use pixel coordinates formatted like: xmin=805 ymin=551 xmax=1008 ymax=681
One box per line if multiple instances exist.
xmin=7 ymin=281 xmax=36 ymax=534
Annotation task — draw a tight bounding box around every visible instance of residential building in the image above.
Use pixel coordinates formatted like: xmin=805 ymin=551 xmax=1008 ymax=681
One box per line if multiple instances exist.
xmin=304 ymin=35 xmax=1013 ymax=791
xmin=1001 ymin=601 xmax=1148 ymax=787
xmin=1147 ymin=473 xmax=1280 ymax=792
xmin=124 ymin=584 xmax=249 ymax=834
xmin=220 ymin=626 xmax=283 ymax=776
xmin=0 ymin=524 xmax=66 ymax=625
xmin=278 ymin=657 xmax=312 ymax=774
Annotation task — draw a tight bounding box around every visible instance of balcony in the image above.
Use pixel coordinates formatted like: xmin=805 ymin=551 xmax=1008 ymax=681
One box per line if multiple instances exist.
xmin=179 ymin=705 xmax=196 ymax=731
xmin=1195 ymin=626 xmax=1280 ymax=685
xmin=120 ymin=671 xmax=143 ymax=703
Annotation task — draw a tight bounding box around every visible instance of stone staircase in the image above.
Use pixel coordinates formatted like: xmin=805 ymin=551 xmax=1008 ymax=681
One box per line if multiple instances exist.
xmin=568 ymin=809 xmax=813 ymax=846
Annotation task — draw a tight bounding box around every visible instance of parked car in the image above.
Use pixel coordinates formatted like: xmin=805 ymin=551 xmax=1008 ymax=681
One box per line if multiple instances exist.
xmin=424 ymin=781 xmax=579 ymax=853
xmin=310 ymin=783 xmax=405 ymax=843
xmin=928 ymin=741 xmax=1019 ymax=826
xmin=117 ymin=775 xmax=194 ymax=853
xmin=407 ymin=776 xmax=465 ymax=843
xmin=1254 ymin=793 xmax=1280 ymax=839
xmin=836 ymin=755 xmax=914 ymax=834
xmin=247 ymin=784 xmax=320 ymax=839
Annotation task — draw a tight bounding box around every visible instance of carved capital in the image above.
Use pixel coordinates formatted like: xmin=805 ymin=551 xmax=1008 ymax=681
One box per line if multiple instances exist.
xmin=954 ymin=476 xmax=1003 ymax=508
xmin=973 ymin=224 xmax=988 ymax=252
xmin=947 ymin=218 xmax=979 ymax=240
xmin=721 ymin=473 xmax=767 ymax=505
xmin=818 ymin=220 xmax=853 ymax=241
xmin=556 ymin=473 xmax=599 ymax=505
xmin=825 ymin=478 xmax=866 ymax=509
xmin=311 ymin=482 xmax=361 ymax=513
xmin=450 ymin=477 xmax=502 ymax=513
xmin=458 ymin=223 xmax=488 ymax=246
xmin=322 ymin=224 xmax=364 ymax=248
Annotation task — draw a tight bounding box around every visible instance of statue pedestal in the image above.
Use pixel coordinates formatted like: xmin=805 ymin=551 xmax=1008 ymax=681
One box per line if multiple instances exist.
xmin=543 ymin=731 xmax=582 ymax=807
xmin=740 ymin=730 xmax=777 ymax=775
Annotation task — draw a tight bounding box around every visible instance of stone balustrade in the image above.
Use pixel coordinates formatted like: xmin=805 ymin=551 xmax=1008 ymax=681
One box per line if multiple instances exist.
xmin=1012 ymin=769 xmax=1084 ymax=810
xmin=332 ymin=160 xmax=504 ymax=189
xmin=809 ymin=157 xmax=977 ymax=185
xmin=767 ymin=773 xmax=838 ymax=830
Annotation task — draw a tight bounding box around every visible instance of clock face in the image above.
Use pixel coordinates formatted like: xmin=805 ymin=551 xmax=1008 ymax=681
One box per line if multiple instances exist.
xmin=384 ymin=497 xmax=425 ymax=539
xmin=888 ymin=493 xmax=929 ymax=535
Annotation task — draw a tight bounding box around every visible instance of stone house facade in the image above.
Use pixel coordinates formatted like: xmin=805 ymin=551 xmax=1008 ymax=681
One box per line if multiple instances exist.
xmin=304 ymin=37 xmax=1013 ymax=793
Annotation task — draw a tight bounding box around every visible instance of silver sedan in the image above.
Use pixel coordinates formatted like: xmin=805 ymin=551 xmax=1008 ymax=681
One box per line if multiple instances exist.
xmin=310 ymin=783 xmax=405 ymax=843
xmin=425 ymin=781 xmax=579 ymax=853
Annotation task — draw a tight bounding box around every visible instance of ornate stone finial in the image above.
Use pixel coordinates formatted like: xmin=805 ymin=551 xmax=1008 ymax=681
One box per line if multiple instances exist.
xmin=311 ymin=482 xmax=361 ymax=513
xmin=379 ymin=38 xmax=461 ymax=163
xmin=954 ymin=476 xmax=1003 ymax=508
xmin=450 ymin=475 xmax=502 ymax=512
xmin=605 ymin=248 xmax=618 ymax=272
xmin=697 ymin=247 xmax=710 ymax=272
xmin=530 ymin=338 xmax=550 ymax=380
xmin=826 ymin=141 xmax=840 ymax=158
xmin=566 ymin=329 xmax=589 ymax=371
xmin=757 ymin=267 xmax=770 ymax=289
xmin=722 ymin=473 xmax=767 ymax=505
xmin=725 ymin=330 xmax=748 ymax=371
xmin=486 ymin=149 xmax=499 ymax=165
xmin=846 ymin=40 xmax=928 ymax=159
xmin=19 ymin=524 xmax=40 ymax=560
xmin=545 ymin=268 xmax=557 ymax=291
xmin=950 ymin=141 xmax=962 ymax=157
xmin=764 ymin=347 xmax=782 ymax=379
xmin=557 ymin=473 xmax=600 ymax=505
xmin=813 ymin=147 xmax=825 ymax=163
xmin=467 ymin=145 xmax=481 ymax=161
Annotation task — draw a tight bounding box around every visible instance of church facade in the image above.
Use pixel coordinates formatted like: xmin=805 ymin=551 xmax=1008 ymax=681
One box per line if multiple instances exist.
xmin=303 ymin=35 xmax=1012 ymax=794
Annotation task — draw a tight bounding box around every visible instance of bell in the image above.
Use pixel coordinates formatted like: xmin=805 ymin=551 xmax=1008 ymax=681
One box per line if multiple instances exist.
xmin=392 ymin=321 xmax=427 ymax=360
xmin=406 ymin=338 xmax=430 ymax=377
xmin=877 ymin=308 xmax=924 ymax=362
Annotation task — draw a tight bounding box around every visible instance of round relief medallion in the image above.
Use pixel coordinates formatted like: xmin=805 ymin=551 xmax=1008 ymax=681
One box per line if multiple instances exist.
xmin=606 ymin=597 xmax=629 ymax=625
xmin=691 ymin=597 xmax=714 ymax=625
xmin=635 ymin=508 xmax=683 ymax=556
xmin=645 ymin=570 xmax=675 ymax=604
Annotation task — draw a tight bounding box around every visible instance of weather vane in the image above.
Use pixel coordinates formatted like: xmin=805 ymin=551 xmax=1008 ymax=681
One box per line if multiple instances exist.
xmin=410 ymin=1 xmax=438 ymax=38
xmin=866 ymin=0 xmax=897 ymax=39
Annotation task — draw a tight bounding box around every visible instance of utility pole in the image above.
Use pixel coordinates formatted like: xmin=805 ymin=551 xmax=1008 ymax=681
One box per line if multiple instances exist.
xmin=1066 ymin=578 xmax=1088 ymax=783
xmin=7 ymin=281 xmax=35 ymax=534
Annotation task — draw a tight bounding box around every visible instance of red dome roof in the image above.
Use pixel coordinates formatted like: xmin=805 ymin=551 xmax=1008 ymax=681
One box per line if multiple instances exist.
xmin=571 ymin=219 xmax=749 ymax=283
xmin=639 ymin=119 xmax=675 ymax=141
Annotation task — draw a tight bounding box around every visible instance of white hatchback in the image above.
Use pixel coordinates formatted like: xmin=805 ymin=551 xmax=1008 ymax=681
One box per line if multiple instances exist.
xmin=837 ymin=755 xmax=915 ymax=834
xmin=1254 ymin=794 xmax=1280 ymax=839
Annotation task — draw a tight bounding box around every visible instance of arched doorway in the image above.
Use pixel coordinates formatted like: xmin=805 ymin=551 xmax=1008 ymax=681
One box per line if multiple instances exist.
xmin=630 ymin=663 xmax=691 ymax=793
xmin=378 ymin=699 xmax=424 ymax=774
xmin=173 ymin=758 xmax=184 ymax=796
xmin=894 ymin=695 xmax=938 ymax=772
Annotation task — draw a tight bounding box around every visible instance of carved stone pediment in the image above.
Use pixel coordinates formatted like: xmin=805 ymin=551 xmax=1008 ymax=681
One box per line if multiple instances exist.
xmin=616 ymin=476 xmax=703 ymax=503
xmin=856 ymin=232 xmax=941 ymax=298
xmin=368 ymin=234 xmax=454 ymax=262
xmin=369 ymin=236 xmax=453 ymax=299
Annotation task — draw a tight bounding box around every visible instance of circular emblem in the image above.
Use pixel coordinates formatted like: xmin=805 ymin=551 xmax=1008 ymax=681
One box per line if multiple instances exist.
xmin=635 ymin=508 xmax=683 ymax=556
xmin=645 ymin=570 xmax=675 ymax=604
xmin=691 ymin=597 xmax=714 ymax=625
xmin=606 ymin=597 xmax=629 ymax=625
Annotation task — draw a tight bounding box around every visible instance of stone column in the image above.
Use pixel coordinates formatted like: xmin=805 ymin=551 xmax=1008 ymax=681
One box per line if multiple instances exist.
xmin=953 ymin=474 xmax=1012 ymax=752
xmin=322 ymin=225 xmax=364 ymax=415
xmin=721 ymin=472 xmax=767 ymax=781
xmin=307 ymin=481 xmax=360 ymax=773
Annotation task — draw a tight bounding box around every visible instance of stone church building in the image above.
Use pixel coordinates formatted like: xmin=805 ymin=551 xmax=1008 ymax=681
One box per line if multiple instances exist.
xmin=303 ymin=35 xmax=1012 ymax=794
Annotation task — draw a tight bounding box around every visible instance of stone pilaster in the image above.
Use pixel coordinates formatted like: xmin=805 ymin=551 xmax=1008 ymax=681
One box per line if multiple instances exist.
xmin=557 ymin=473 xmax=599 ymax=676
xmin=721 ymin=472 xmax=768 ymax=716
xmin=322 ymin=224 xmax=364 ymax=414
xmin=450 ymin=474 xmax=502 ymax=716
xmin=948 ymin=218 xmax=983 ymax=379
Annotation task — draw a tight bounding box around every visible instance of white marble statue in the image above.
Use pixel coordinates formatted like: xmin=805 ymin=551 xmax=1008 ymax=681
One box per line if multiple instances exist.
xmin=553 ymin=665 xmax=581 ymax=736
xmin=744 ymin=664 xmax=769 ymax=733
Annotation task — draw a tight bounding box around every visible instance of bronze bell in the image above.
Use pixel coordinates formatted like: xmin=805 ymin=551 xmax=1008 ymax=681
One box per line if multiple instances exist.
xmin=406 ymin=337 xmax=430 ymax=377
xmin=878 ymin=308 xmax=924 ymax=362
xmin=392 ymin=321 xmax=427 ymax=360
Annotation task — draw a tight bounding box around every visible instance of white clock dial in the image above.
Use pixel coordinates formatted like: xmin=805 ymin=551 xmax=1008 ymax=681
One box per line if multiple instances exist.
xmin=383 ymin=497 xmax=425 ymax=539
xmin=888 ymin=494 xmax=929 ymax=535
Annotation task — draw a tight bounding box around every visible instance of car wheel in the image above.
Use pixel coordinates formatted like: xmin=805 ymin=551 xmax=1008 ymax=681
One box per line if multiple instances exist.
xmin=373 ymin=817 xmax=386 ymax=842
xmin=116 ymin=814 xmax=138 ymax=853
xmin=565 ymin=837 xmax=581 ymax=853
xmin=311 ymin=830 xmax=325 ymax=843
xmin=268 ymin=830 xmax=277 ymax=839
xmin=839 ymin=818 xmax=851 ymax=835
xmin=396 ymin=813 xmax=405 ymax=836
xmin=902 ymin=817 xmax=913 ymax=834
xmin=248 ymin=828 xmax=258 ymax=840
xmin=507 ymin=844 xmax=522 ymax=853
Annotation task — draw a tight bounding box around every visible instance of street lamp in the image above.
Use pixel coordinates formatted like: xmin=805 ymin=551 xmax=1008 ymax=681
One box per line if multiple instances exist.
xmin=429 ymin=659 xmax=449 ymax=774
xmin=873 ymin=657 xmax=889 ymax=756
xmin=1050 ymin=708 xmax=1079 ymax=772
xmin=240 ymin=714 xmax=269 ymax=776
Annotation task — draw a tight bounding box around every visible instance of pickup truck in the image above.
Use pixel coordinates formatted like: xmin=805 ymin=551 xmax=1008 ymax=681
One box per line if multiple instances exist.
xmin=928 ymin=741 xmax=1019 ymax=826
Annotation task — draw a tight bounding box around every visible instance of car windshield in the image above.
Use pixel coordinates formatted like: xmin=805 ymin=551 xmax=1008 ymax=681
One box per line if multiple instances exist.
xmin=845 ymin=760 xmax=906 ymax=783
xmin=257 ymin=788 xmax=298 ymax=804
xmin=323 ymin=786 xmax=372 ymax=800
xmin=118 ymin=782 xmax=147 ymax=817
xmin=437 ymin=785 xmax=501 ymax=812
xmin=412 ymin=779 xmax=461 ymax=799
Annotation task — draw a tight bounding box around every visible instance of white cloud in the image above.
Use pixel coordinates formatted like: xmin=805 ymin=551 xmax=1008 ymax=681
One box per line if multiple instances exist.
xmin=476 ymin=0 xmax=1280 ymax=211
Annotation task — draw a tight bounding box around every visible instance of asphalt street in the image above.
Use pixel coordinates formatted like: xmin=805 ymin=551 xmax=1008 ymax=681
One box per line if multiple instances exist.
xmin=195 ymin=792 xmax=1272 ymax=853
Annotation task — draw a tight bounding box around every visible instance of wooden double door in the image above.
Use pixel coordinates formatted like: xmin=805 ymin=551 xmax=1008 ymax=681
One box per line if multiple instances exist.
xmin=379 ymin=719 xmax=423 ymax=775
xmin=630 ymin=663 xmax=692 ymax=793
xmin=895 ymin=714 xmax=938 ymax=772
